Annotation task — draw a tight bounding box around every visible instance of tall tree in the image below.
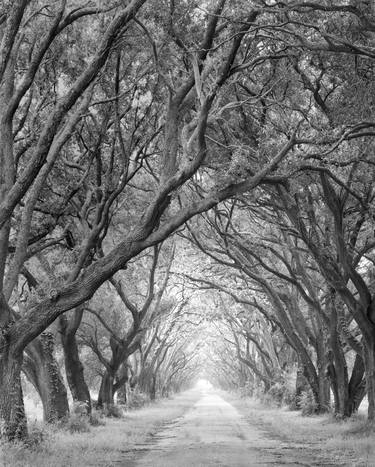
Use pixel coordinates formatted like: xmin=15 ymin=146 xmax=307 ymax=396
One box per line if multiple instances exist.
xmin=1 ymin=1 xmax=302 ymax=439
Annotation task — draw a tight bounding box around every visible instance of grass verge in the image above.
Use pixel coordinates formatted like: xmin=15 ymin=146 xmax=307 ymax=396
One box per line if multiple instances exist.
xmin=226 ymin=394 xmax=375 ymax=467
xmin=0 ymin=390 xmax=200 ymax=467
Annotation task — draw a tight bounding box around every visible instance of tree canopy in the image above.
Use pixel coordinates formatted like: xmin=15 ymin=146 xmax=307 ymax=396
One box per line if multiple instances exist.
xmin=1 ymin=0 xmax=375 ymax=441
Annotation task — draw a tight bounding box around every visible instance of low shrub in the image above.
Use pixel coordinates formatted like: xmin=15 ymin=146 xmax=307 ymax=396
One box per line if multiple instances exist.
xmin=0 ymin=439 xmax=29 ymax=465
xmin=238 ymin=380 xmax=255 ymax=399
xmin=259 ymin=380 xmax=295 ymax=408
xmin=64 ymin=413 xmax=91 ymax=433
xmin=298 ymin=389 xmax=318 ymax=416
xmin=127 ymin=391 xmax=150 ymax=410
xmin=25 ymin=423 xmax=50 ymax=448
xmin=252 ymin=385 xmax=266 ymax=401
xmin=267 ymin=381 xmax=295 ymax=407
xmin=103 ymin=404 xmax=123 ymax=418
xmin=89 ymin=410 xmax=106 ymax=426
xmin=72 ymin=400 xmax=90 ymax=416
xmin=288 ymin=396 xmax=300 ymax=411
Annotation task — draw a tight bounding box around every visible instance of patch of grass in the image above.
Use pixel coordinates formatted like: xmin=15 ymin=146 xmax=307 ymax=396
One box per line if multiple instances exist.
xmin=102 ymin=404 xmax=123 ymax=418
xmin=89 ymin=410 xmax=106 ymax=427
xmin=329 ymin=417 xmax=375 ymax=466
xmin=227 ymin=394 xmax=375 ymax=466
xmin=326 ymin=434 xmax=374 ymax=466
xmin=24 ymin=422 xmax=50 ymax=448
xmin=297 ymin=389 xmax=318 ymax=415
xmin=64 ymin=413 xmax=91 ymax=434
xmin=126 ymin=390 xmax=150 ymax=410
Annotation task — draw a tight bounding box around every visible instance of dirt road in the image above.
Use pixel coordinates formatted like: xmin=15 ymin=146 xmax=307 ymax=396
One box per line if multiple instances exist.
xmin=133 ymin=388 xmax=347 ymax=467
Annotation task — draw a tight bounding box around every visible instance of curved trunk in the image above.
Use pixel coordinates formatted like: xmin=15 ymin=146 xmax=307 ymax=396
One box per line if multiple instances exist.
xmin=97 ymin=370 xmax=115 ymax=408
xmin=114 ymin=364 xmax=129 ymax=404
xmin=328 ymin=353 xmax=349 ymax=417
xmin=347 ymin=353 xmax=366 ymax=415
xmin=295 ymin=364 xmax=323 ymax=413
xmin=328 ymin=294 xmax=350 ymax=417
xmin=137 ymin=366 xmax=153 ymax=395
xmin=328 ymin=350 xmax=366 ymax=418
xmin=298 ymin=353 xmax=320 ymax=410
xmin=266 ymin=289 xmax=321 ymax=408
xmin=97 ymin=339 xmax=131 ymax=408
xmin=23 ymin=334 xmax=69 ymax=423
xmin=0 ymin=348 xmax=27 ymax=440
xmin=60 ymin=315 xmax=91 ymax=414
xmin=348 ymin=354 xmax=366 ymax=415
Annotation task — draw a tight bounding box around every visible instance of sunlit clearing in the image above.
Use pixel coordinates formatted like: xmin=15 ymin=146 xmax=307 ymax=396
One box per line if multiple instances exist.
xmin=195 ymin=379 xmax=213 ymax=390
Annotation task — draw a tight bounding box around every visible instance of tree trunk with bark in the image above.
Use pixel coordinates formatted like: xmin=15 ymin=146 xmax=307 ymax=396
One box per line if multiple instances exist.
xmin=325 ymin=292 xmax=367 ymax=417
xmin=60 ymin=313 xmax=91 ymax=413
xmin=0 ymin=347 xmax=27 ymax=440
xmin=97 ymin=370 xmax=115 ymax=408
xmin=327 ymin=291 xmax=351 ymax=417
xmin=114 ymin=363 xmax=130 ymax=404
xmin=347 ymin=353 xmax=366 ymax=414
xmin=23 ymin=333 xmax=69 ymax=423
xmin=327 ymin=335 xmax=366 ymax=418
xmin=0 ymin=0 xmax=150 ymax=441
xmin=316 ymin=335 xmax=330 ymax=413
xmin=317 ymin=367 xmax=330 ymax=413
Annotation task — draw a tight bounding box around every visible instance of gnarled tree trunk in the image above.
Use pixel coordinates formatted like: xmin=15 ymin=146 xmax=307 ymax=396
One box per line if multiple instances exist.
xmin=23 ymin=333 xmax=69 ymax=423
xmin=60 ymin=312 xmax=91 ymax=413
xmin=97 ymin=370 xmax=115 ymax=408
xmin=328 ymin=339 xmax=366 ymax=418
xmin=0 ymin=345 xmax=27 ymax=440
xmin=114 ymin=362 xmax=130 ymax=404
xmin=347 ymin=353 xmax=366 ymax=414
xmin=316 ymin=336 xmax=330 ymax=413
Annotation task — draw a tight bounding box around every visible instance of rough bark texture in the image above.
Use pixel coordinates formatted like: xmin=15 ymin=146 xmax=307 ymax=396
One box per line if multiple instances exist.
xmin=114 ymin=363 xmax=130 ymax=404
xmin=0 ymin=0 xmax=151 ymax=441
xmin=0 ymin=348 xmax=27 ymax=440
xmin=347 ymin=353 xmax=366 ymax=415
xmin=60 ymin=315 xmax=91 ymax=413
xmin=317 ymin=368 xmax=330 ymax=413
xmin=328 ymin=335 xmax=366 ymax=417
xmin=97 ymin=370 xmax=115 ymax=408
xmin=327 ymin=301 xmax=350 ymax=417
xmin=23 ymin=334 xmax=69 ymax=423
xmin=316 ymin=336 xmax=330 ymax=413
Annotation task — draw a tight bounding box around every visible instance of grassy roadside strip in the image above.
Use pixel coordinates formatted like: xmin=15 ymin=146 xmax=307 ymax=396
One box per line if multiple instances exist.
xmin=224 ymin=392 xmax=375 ymax=467
xmin=0 ymin=389 xmax=201 ymax=467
